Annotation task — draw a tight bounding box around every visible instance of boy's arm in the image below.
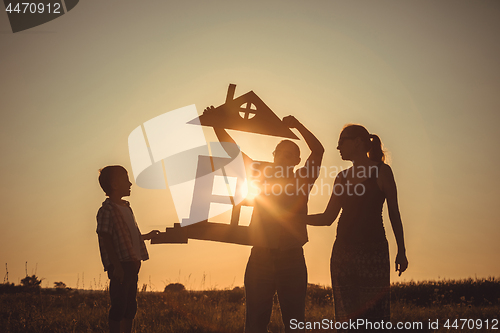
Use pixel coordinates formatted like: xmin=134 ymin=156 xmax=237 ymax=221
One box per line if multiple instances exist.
xmin=98 ymin=233 xmax=124 ymax=283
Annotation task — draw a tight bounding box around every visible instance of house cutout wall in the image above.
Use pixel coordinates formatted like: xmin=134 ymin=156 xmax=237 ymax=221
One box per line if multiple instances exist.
xmin=152 ymin=152 xmax=257 ymax=246
xmin=188 ymin=84 xmax=298 ymax=139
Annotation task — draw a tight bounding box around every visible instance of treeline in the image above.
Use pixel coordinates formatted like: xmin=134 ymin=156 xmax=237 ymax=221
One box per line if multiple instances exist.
xmin=2 ymin=276 xmax=499 ymax=307
xmin=307 ymin=278 xmax=500 ymax=307
xmin=0 ymin=275 xmax=70 ymax=294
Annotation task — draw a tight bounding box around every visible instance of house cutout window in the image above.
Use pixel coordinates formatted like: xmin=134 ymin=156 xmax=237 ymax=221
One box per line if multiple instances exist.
xmin=211 ymin=175 xmax=237 ymax=196
xmin=238 ymin=206 xmax=254 ymax=227
xmin=208 ymin=202 xmax=233 ymax=224
xmin=239 ymin=102 xmax=257 ymax=120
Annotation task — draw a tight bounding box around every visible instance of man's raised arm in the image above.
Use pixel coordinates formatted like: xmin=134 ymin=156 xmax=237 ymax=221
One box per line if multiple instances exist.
xmin=203 ymin=106 xmax=252 ymax=166
xmin=283 ymin=115 xmax=324 ymax=168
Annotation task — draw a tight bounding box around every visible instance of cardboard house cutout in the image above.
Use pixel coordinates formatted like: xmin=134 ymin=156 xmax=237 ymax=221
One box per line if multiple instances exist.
xmin=152 ymin=84 xmax=296 ymax=246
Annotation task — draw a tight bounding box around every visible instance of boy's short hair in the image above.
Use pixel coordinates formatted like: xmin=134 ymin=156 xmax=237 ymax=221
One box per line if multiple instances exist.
xmin=98 ymin=165 xmax=127 ymax=196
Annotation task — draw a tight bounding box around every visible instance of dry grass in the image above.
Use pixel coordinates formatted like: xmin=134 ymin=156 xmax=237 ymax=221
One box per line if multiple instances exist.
xmin=0 ymin=279 xmax=498 ymax=332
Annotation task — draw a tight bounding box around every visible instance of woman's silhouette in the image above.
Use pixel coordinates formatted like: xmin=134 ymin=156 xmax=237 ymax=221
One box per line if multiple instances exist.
xmin=306 ymin=124 xmax=408 ymax=331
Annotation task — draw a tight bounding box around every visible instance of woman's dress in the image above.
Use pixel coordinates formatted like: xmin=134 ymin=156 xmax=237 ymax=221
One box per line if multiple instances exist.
xmin=331 ymin=163 xmax=390 ymax=323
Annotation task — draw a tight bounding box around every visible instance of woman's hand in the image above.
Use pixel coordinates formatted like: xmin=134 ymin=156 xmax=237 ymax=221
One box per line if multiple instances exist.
xmin=395 ymin=252 xmax=408 ymax=276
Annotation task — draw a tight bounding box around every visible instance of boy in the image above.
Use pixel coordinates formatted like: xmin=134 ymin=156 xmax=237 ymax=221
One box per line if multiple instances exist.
xmin=96 ymin=165 xmax=159 ymax=333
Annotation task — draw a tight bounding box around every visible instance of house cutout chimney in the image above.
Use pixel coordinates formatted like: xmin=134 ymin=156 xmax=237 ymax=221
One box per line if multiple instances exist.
xmin=226 ymin=84 xmax=236 ymax=103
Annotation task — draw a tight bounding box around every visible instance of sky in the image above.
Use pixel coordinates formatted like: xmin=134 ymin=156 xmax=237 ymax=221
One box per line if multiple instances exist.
xmin=0 ymin=0 xmax=499 ymax=291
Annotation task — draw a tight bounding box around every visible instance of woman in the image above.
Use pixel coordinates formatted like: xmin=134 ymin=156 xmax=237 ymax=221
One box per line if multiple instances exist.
xmin=307 ymin=124 xmax=408 ymax=329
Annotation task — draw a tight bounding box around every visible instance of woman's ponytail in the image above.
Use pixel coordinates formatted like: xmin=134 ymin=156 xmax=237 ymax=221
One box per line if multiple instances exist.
xmin=341 ymin=124 xmax=387 ymax=163
xmin=368 ymin=134 xmax=385 ymax=163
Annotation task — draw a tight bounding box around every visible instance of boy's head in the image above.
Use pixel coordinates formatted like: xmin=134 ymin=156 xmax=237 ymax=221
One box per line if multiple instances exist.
xmin=98 ymin=165 xmax=132 ymax=197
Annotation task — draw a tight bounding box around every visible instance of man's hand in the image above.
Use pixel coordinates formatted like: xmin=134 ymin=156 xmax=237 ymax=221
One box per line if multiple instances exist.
xmin=204 ymin=105 xmax=216 ymax=115
xmin=282 ymin=115 xmax=302 ymax=129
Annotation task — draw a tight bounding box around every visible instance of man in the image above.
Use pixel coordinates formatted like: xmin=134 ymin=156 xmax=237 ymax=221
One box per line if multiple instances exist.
xmin=204 ymin=106 xmax=324 ymax=333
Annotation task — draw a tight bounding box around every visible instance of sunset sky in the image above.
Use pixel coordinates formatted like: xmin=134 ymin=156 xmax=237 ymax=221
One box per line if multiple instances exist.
xmin=1 ymin=0 xmax=499 ymax=291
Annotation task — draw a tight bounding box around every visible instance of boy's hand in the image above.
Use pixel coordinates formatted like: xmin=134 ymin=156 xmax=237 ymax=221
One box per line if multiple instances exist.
xmin=143 ymin=230 xmax=161 ymax=240
xmin=282 ymin=115 xmax=301 ymax=129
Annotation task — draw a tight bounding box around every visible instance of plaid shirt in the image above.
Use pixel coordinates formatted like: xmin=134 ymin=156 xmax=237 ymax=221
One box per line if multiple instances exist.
xmin=96 ymin=198 xmax=149 ymax=270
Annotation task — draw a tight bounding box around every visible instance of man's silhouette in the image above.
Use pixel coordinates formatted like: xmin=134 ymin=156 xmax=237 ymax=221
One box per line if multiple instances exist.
xmin=204 ymin=107 xmax=324 ymax=333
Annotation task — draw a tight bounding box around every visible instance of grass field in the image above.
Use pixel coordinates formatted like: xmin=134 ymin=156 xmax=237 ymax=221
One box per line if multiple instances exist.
xmin=1 ymin=278 xmax=499 ymax=332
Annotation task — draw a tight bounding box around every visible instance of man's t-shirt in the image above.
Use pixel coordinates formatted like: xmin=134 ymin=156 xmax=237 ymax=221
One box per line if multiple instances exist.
xmin=247 ymin=157 xmax=320 ymax=249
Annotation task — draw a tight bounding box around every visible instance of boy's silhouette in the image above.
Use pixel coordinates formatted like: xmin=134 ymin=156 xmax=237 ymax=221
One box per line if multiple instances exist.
xmin=96 ymin=165 xmax=159 ymax=333
xmin=204 ymin=107 xmax=324 ymax=333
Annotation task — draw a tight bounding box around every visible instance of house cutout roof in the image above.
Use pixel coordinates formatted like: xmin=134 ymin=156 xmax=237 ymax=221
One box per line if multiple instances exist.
xmin=189 ymin=84 xmax=298 ymax=139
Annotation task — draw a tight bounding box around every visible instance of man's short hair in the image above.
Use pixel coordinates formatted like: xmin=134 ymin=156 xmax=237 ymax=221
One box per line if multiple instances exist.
xmin=273 ymin=140 xmax=300 ymax=157
xmin=98 ymin=165 xmax=127 ymax=196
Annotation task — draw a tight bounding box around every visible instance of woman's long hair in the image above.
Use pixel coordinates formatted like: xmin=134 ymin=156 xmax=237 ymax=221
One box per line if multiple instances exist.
xmin=341 ymin=124 xmax=386 ymax=163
